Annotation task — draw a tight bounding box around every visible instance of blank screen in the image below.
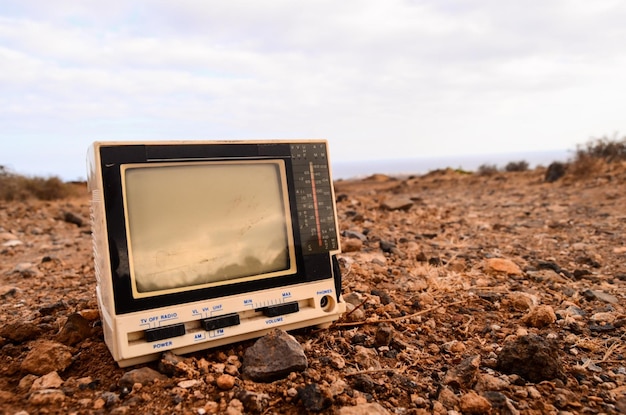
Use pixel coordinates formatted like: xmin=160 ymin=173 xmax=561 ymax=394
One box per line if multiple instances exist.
xmin=122 ymin=160 xmax=295 ymax=296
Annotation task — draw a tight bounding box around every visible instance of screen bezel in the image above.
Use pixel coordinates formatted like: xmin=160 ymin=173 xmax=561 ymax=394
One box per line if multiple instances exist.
xmin=121 ymin=159 xmax=298 ymax=299
xmin=99 ymin=142 xmax=336 ymax=315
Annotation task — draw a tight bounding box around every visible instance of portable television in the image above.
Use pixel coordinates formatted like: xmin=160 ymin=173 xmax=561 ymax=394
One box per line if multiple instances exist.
xmin=87 ymin=140 xmax=345 ymax=367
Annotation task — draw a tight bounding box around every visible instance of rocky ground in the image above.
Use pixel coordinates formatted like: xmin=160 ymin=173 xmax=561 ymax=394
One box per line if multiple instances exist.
xmin=1 ymin=162 xmax=625 ymax=414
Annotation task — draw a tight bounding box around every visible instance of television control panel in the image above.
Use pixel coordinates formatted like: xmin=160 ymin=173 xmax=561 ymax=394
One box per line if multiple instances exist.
xmin=99 ymin=279 xmax=343 ymax=366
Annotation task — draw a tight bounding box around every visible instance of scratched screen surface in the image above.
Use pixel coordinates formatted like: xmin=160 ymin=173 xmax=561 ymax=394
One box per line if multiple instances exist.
xmin=122 ymin=160 xmax=296 ymax=297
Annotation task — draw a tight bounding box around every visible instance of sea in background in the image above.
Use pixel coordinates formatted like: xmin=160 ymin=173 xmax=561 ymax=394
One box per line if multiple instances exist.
xmin=331 ymin=149 xmax=572 ymax=180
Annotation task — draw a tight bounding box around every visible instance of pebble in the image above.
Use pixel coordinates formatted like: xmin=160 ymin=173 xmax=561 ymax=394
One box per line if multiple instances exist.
xmin=459 ymin=391 xmax=492 ymax=414
xmin=522 ymin=305 xmax=557 ymax=328
xmin=178 ymin=379 xmax=201 ymax=389
xmin=241 ymin=329 xmax=307 ymax=382
xmin=443 ymin=355 xmax=480 ymax=388
xmin=380 ymin=197 xmax=414 ymax=211
xmin=297 ymin=383 xmax=332 ymax=412
xmin=20 ymin=341 xmax=74 ymax=375
xmin=235 ymin=390 xmax=270 ymax=413
xmin=590 ymin=312 xmax=617 ymax=323
xmin=484 ymin=258 xmax=523 ymax=275
xmin=582 ymin=289 xmax=619 ymax=304
xmin=118 ymin=367 xmax=168 ymax=388
xmin=12 ymin=262 xmax=41 ymax=277
xmin=0 ymin=321 xmax=42 ymax=343
xmin=0 ymin=285 xmax=19 ymax=299
xmin=354 ymin=346 xmax=381 ymax=370
xmin=342 ymin=238 xmax=363 ymax=252
xmin=216 ymin=374 xmax=236 ymax=390
xmin=57 ymin=313 xmax=93 ymax=346
xmin=507 ymin=292 xmax=538 ymax=311
xmin=2 ymin=239 xmax=23 ymax=247
xmin=30 ymin=371 xmax=63 ymax=391
xmin=29 ymin=388 xmax=66 ymax=405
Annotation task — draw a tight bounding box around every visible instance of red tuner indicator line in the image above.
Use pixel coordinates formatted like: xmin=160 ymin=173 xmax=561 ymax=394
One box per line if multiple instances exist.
xmin=309 ymin=162 xmax=323 ymax=247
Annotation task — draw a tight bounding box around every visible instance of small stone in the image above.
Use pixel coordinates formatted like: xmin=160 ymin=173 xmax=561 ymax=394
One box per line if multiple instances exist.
xmin=374 ymin=323 xmax=393 ymax=347
xmin=57 ymin=313 xmax=93 ymax=346
xmin=62 ymin=211 xmax=84 ymax=227
xmin=496 ymin=334 xmax=566 ymax=383
xmin=297 ymin=383 xmax=332 ymax=412
xmin=178 ymin=379 xmax=200 ymax=389
xmin=29 ymin=389 xmax=66 ymax=405
xmin=158 ymin=351 xmax=193 ymax=377
xmin=31 ymin=371 xmax=64 ymax=391
xmin=354 ymin=346 xmax=381 ymax=370
xmin=17 ymin=374 xmax=38 ymax=393
xmin=507 ymin=292 xmax=538 ymax=311
xmin=0 ymin=285 xmax=19 ymax=298
xmin=582 ymin=290 xmax=618 ymax=304
xmin=522 ymin=305 xmax=557 ymax=328
xmin=0 ymin=321 xmax=42 ymax=343
xmin=343 ymin=230 xmax=367 ymax=241
xmin=437 ymin=386 xmax=459 ymax=409
xmin=242 ymin=329 xmax=307 ymax=382
xmin=327 ymin=351 xmax=346 ymax=370
xmin=443 ymin=355 xmax=480 ymax=388
xmin=484 ymin=258 xmax=522 ymax=275
xmin=235 ymin=390 xmax=270 ymax=413
xmin=338 ymin=402 xmax=391 ymax=414
xmin=459 ymin=391 xmax=492 ymax=414
xmin=118 ymin=367 xmax=167 ymax=388
xmin=226 ymin=398 xmax=244 ymax=415
xmin=12 ymin=262 xmax=41 ymax=278
xmin=342 ymin=238 xmax=363 ymax=252
xmin=216 ymin=374 xmax=236 ymax=390
xmin=2 ymin=239 xmax=23 ymax=247
xmin=101 ymin=391 xmax=120 ymax=408
xmin=21 ymin=341 xmax=74 ymax=375
xmin=475 ymin=373 xmax=509 ymax=392
xmin=590 ymin=312 xmax=617 ymax=323
xmin=441 ymin=340 xmax=466 ymax=354
xmin=380 ymin=197 xmax=414 ymax=211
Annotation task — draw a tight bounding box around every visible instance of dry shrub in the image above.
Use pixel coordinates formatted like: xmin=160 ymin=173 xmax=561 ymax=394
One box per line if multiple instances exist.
xmin=569 ymin=135 xmax=626 ymax=178
xmin=505 ymin=160 xmax=529 ymax=172
xmin=0 ymin=166 xmax=77 ymax=201
xmin=477 ymin=164 xmax=499 ymax=176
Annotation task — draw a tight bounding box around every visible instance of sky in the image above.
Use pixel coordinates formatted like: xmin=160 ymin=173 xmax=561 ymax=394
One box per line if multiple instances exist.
xmin=1 ymin=0 xmax=626 ymax=180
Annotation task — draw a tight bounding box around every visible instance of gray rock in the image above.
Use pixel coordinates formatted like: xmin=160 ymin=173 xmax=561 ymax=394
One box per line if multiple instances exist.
xmin=297 ymin=383 xmax=332 ymax=412
xmin=582 ymin=289 xmax=619 ymax=304
xmin=118 ymin=367 xmax=168 ymax=388
xmin=62 ymin=211 xmax=84 ymax=227
xmin=343 ymin=230 xmax=367 ymax=241
xmin=242 ymin=329 xmax=307 ymax=382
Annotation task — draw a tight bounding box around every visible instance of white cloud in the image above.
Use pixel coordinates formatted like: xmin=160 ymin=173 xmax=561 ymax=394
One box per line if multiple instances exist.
xmin=1 ymin=1 xmax=626 ymax=179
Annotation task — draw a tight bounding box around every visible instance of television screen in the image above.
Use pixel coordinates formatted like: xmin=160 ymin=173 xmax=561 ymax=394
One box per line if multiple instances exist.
xmin=121 ymin=160 xmax=296 ymax=298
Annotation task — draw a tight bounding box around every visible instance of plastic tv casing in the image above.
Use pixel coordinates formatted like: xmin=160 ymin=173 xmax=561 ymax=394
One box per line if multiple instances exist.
xmin=87 ymin=140 xmax=346 ymax=367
